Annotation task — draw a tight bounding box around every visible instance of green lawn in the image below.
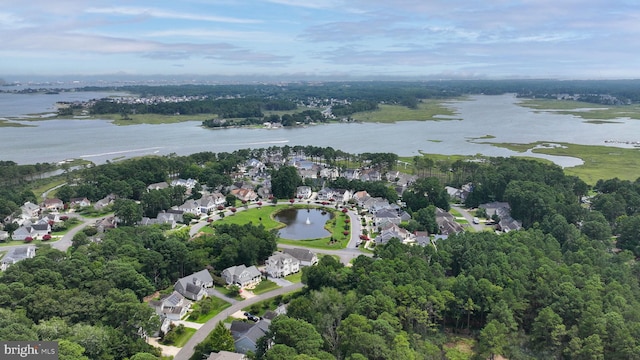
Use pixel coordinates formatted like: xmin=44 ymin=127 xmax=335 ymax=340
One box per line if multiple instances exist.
xmin=284 ymin=271 xmax=303 ymax=283
xmin=215 ymin=204 xmax=350 ymax=250
xmin=188 ymin=297 xmax=232 ymax=324
xmin=251 ymin=280 xmax=281 ymax=295
xmin=352 ymin=100 xmax=459 ymax=123
xmin=216 ymin=286 xmax=244 ymax=301
xmin=161 ymin=326 xmax=196 ymax=347
xmin=51 ymin=218 xmax=82 ymax=235
xmin=214 ymin=205 xmax=288 ymax=230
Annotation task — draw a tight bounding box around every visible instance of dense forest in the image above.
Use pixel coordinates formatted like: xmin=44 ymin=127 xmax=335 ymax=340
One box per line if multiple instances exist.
xmin=1 ymin=146 xmax=640 ymax=359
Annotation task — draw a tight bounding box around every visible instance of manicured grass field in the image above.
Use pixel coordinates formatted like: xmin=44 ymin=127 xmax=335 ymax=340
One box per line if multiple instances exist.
xmin=213 ymin=205 xmax=287 ymax=230
xmin=284 ymin=271 xmax=303 ymax=283
xmin=352 ymin=99 xmax=459 ymax=123
xmin=250 ymin=280 xmax=281 ymax=295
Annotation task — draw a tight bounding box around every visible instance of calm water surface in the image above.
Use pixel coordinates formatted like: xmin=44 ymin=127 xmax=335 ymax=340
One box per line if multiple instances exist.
xmin=275 ymin=208 xmax=332 ymax=240
xmin=2 ymin=93 xmax=639 ymax=166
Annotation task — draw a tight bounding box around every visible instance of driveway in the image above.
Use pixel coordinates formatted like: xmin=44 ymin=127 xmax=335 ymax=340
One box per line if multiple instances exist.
xmin=267 ymin=276 xmax=293 ymax=287
xmin=451 ymin=205 xmax=484 ymax=232
xmin=173 ymin=282 xmax=305 ymax=360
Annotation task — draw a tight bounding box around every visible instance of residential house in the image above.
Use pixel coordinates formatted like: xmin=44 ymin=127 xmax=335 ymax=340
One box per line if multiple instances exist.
xmin=0 ymin=230 xmax=8 ymax=241
xmin=352 ymin=190 xmax=371 ymax=205
xmin=1 ymin=245 xmax=36 ymax=271
xmin=479 ymin=202 xmax=522 ymax=232
xmin=373 ymin=208 xmax=402 ymax=226
xmin=171 ymin=178 xmax=198 ymax=189
xmin=282 ymin=247 xmax=318 ymax=267
xmin=296 ymin=186 xmax=312 ymax=199
xmin=415 ymin=231 xmax=432 ymax=247
xmin=21 ymin=202 xmax=41 ymax=219
xmin=230 ymin=188 xmax=258 ymax=202
xmin=341 ymin=169 xmax=360 ymax=180
xmin=149 ymin=291 xmax=191 ymax=322
xmin=265 ymin=252 xmax=300 ymax=278
xmin=159 ymin=209 xmax=184 ymax=224
xmin=94 ymin=194 xmax=116 ymax=210
xmin=69 ymin=197 xmax=91 ymax=208
xmin=319 ymin=167 xmax=339 ymax=180
xmin=359 ymin=168 xmax=382 ymax=182
xmin=333 ymin=189 xmax=352 ymax=204
xmin=222 ymin=265 xmax=262 ymax=288
xmin=147 ymin=182 xmax=169 ymax=191
xmin=374 ymin=223 xmax=413 ymax=245
xmin=207 ymin=351 xmax=248 ymax=360
xmin=435 ymin=208 xmax=464 ymax=235
xmin=230 ymin=319 xmax=271 ymax=354
xmin=96 ymin=216 xmax=117 ymax=232
xmin=174 ymin=269 xmax=214 ymax=301
xmin=316 ymin=188 xmax=336 ymax=201
xmin=198 ymin=193 xmax=226 ymax=214
xmin=31 ymin=223 xmax=51 ymax=237
xmin=42 ymin=198 xmax=64 ymax=211
xmin=176 ymin=199 xmax=201 ymax=215
xmin=12 ymin=225 xmax=37 ymax=241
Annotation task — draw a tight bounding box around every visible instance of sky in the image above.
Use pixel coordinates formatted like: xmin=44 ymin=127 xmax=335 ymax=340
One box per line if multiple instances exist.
xmin=1 ymin=0 xmax=639 ymax=81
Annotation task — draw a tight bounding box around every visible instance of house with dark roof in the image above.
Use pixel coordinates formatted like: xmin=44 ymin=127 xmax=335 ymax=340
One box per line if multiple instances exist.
xmin=174 ymin=269 xmax=214 ymax=301
xmin=230 ymin=318 xmax=271 ymax=354
xmin=436 ymin=208 xmax=464 ymax=235
xmin=149 ymin=291 xmax=191 ymax=321
xmin=222 ymin=265 xmax=262 ymax=288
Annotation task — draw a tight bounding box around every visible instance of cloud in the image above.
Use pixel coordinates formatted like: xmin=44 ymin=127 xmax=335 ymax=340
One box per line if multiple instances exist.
xmin=85 ymin=6 xmax=261 ymax=24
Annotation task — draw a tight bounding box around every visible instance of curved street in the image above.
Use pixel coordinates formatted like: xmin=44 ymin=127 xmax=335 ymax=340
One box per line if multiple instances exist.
xmin=173 ymin=282 xmax=305 ymax=360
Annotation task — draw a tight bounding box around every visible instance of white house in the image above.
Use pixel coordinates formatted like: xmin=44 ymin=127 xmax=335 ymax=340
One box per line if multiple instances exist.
xmin=282 ymin=247 xmax=318 ymax=267
xmin=296 ymin=186 xmax=312 ymax=199
xmin=265 ymin=252 xmax=300 ymax=278
xmin=1 ymin=246 xmax=36 ymax=271
xmin=149 ymin=291 xmax=191 ymax=322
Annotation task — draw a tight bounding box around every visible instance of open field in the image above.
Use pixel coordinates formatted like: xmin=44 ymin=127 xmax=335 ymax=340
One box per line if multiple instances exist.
xmin=518 ymin=99 xmax=640 ymax=120
xmin=99 ymin=113 xmax=216 ymax=125
xmin=489 ymin=141 xmax=640 ymax=184
xmin=188 ymin=297 xmax=232 ymax=324
xmin=352 ymin=99 xmax=459 ymax=123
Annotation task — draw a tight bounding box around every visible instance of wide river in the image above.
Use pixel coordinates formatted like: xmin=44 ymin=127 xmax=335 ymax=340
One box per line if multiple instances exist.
xmin=1 ymin=92 xmax=639 ymax=167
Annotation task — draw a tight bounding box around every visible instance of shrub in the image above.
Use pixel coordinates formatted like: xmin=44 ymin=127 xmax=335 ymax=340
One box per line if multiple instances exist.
xmin=24 ymin=237 xmax=33 ymax=243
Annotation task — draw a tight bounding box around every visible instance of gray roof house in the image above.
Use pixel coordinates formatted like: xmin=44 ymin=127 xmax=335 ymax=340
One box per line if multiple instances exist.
xmin=174 ymin=269 xmax=214 ymax=301
xmin=1 ymin=245 xmax=36 ymax=271
xmin=149 ymin=291 xmax=191 ymax=321
xmin=282 ymin=247 xmax=318 ymax=267
xmin=207 ymin=351 xmax=247 ymax=360
xmin=222 ymin=265 xmax=262 ymax=288
xmin=230 ymin=318 xmax=271 ymax=354
xmin=12 ymin=225 xmax=37 ymax=241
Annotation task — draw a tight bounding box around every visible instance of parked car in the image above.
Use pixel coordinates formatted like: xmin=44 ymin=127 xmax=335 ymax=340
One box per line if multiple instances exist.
xmin=244 ymin=312 xmax=259 ymax=322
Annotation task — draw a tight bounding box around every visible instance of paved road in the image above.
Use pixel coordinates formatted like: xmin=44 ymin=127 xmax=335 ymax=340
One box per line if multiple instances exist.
xmin=451 ymin=204 xmax=484 ymax=232
xmin=173 ymin=282 xmax=305 ymax=360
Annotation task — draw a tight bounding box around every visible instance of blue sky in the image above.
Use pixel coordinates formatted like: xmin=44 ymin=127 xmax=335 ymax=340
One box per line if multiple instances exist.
xmin=1 ymin=0 xmax=639 ymax=80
